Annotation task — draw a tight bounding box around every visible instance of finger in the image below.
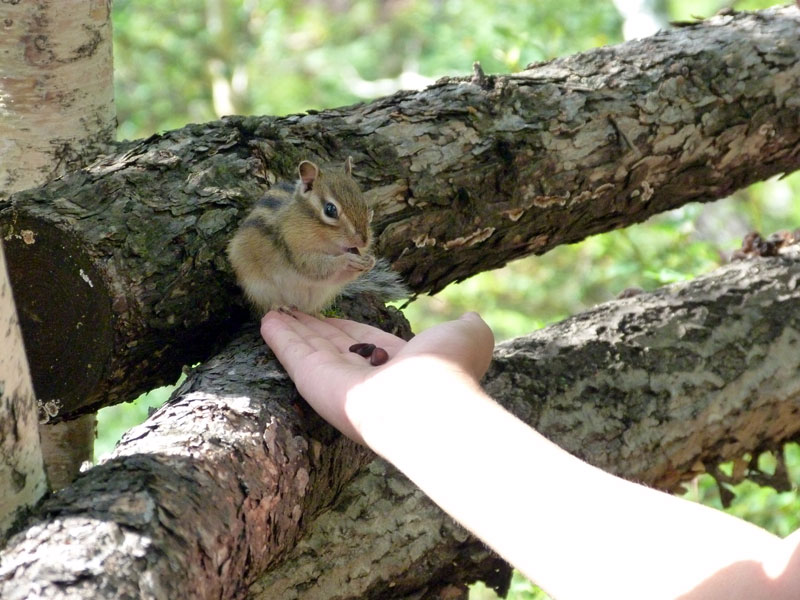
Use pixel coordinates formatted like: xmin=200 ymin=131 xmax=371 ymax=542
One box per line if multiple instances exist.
xmin=459 ymin=312 xmax=495 ymax=374
xmin=293 ymin=312 xmax=407 ymax=365
xmin=260 ymin=310 xmax=306 ymax=352
xmin=262 ymin=311 xmax=368 ymax=369
xmin=289 ymin=311 xmax=406 ymax=356
xmin=264 ymin=310 xmax=357 ymax=358
xmin=395 ymin=312 xmax=494 ymax=378
xmin=290 ymin=311 xmax=362 ymax=352
xmin=260 ymin=311 xmax=319 ymax=379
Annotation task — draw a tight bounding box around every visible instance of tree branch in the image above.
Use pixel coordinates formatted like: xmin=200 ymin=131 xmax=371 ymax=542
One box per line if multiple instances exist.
xmin=485 ymin=250 xmax=800 ymax=491
xmin=3 ymin=248 xmax=799 ymax=598
xmin=2 ymin=6 xmax=799 ymax=419
xmin=253 ymin=248 xmax=800 ymax=599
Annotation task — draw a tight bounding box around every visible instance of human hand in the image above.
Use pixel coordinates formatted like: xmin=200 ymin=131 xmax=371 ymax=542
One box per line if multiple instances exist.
xmin=260 ymin=310 xmax=494 ymax=443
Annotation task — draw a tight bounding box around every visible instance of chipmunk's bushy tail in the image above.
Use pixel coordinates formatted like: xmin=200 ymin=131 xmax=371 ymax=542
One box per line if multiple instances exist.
xmin=342 ymin=258 xmax=410 ymax=302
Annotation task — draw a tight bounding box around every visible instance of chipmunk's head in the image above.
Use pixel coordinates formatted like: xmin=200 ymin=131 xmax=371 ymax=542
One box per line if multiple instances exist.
xmin=295 ymin=157 xmax=374 ymax=255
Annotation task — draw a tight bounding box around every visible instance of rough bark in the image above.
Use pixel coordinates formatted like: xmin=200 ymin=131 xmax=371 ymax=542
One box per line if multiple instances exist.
xmin=0 ymin=241 xmax=47 ymax=541
xmin=485 ymin=251 xmax=800 ymax=491
xmin=3 ymin=248 xmax=799 ymax=599
xmin=251 ymin=459 xmax=512 ymax=600
xmin=251 ymin=247 xmax=800 ymax=599
xmin=0 ymin=299 xmax=413 ymax=599
xmin=2 ymin=6 xmax=799 ymax=421
xmin=0 ymin=0 xmax=116 ymax=489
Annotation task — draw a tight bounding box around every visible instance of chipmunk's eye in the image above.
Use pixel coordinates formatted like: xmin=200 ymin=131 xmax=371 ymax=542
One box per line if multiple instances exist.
xmin=323 ymin=202 xmax=338 ymax=219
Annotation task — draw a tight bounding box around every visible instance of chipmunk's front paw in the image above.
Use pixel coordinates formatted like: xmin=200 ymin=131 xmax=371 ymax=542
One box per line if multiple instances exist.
xmin=345 ymin=252 xmax=376 ymax=273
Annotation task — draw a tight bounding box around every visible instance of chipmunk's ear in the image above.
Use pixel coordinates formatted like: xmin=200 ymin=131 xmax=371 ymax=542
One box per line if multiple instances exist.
xmin=344 ymin=156 xmax=353 ymax=176
xmin=298 ymin=160 xmax=320 ymax=192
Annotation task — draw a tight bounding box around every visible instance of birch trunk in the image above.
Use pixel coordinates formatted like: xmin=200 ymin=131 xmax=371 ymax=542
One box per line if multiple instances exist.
xmin=0 ymin=0 xmax=115 ymax=195
xmin=0 ymin=242 xmax=46 ymax=541
xmin=0 ymin=0 xmax=115 ymax=488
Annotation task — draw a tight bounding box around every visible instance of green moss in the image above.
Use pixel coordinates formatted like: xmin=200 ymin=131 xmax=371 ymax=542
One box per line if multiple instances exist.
xmin=323 ymin=305 xmax=345 ymax=318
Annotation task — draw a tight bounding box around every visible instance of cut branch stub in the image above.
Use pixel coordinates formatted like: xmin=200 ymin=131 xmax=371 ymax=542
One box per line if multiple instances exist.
xmin=5 ymin=216 xmax=113 ymax=407
xmin=0 ymin=134 xmax=264 ymax=419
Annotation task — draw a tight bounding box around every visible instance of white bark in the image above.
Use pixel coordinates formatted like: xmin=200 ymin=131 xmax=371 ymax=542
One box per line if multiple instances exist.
xmin=0 ymin=0 xmax=115 ymax=489
xmin=0 ymin=0 xmax=115 ymax=195
xmin=37 ymin=414 xmax=96 ymax=490
xmin=0 ymin=242 xmax=46 ymax=540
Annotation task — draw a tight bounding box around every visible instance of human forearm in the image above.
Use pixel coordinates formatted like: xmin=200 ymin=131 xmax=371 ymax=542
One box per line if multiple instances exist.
xmin=347 ymin=362 xmax=797 ymax=600
xmin=260 ymin=311 xmax=800 ymax=600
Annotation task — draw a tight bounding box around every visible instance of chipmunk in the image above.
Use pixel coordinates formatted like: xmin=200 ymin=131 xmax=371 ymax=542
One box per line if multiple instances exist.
xmin=227 ymin=157 xmax=407 ymax=315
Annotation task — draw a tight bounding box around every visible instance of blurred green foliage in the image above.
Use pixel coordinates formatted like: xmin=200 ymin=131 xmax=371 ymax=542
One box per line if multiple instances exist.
xmin=95 ymin=384 xmax=177 ymax=457
xmin=683 ymin=444 xmax=800 ymax=537
xmin=100 ymin=1 xmax=799 ymax=598
xmin=112 ymin=0 xmax=622 ymax=139
xmin=403 ymin=179 xmax=800 ymax=340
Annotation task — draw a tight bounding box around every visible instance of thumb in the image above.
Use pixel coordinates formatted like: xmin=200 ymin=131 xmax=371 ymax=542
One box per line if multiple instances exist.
xmin=405 ymin=312 xmax=495 ymax=380
xmin=458 ymin=312 xmax=495 ymax=377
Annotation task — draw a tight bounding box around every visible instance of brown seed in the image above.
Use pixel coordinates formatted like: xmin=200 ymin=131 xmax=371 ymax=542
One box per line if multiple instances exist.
xmin=349 ymin=342 xmax=376 ymax=357
xmin=369 ymin=347 xmax=389 ymax=366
